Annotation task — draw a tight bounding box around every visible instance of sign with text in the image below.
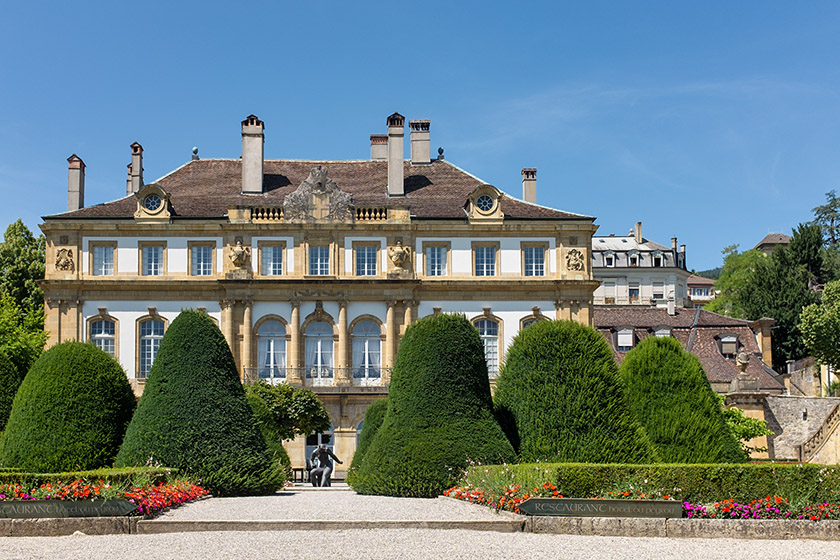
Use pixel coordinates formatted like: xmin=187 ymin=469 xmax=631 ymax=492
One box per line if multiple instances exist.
xmin=0 ymin=500 xmax=137 ymax=518
xmin=518 ymin=498 xmax=682 ymax=518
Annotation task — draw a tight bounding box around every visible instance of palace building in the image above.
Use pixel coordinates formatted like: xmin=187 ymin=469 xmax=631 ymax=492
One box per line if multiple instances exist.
xmin=41 ymin=112 xmax=598 ymax=475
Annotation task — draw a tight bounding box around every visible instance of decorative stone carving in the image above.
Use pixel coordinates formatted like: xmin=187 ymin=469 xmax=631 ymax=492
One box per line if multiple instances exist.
xmin=229 ymin=239 xmax=250 ymax=268
xmin=55 ymin=248 xmax=74 ymax=272
xmin=388 ymin=240 xmax=411 ymax=268
xmin=566 ymin=248 xmax=584 ymax=271
xmin=283 ymin=166 xmax=354 ymax=223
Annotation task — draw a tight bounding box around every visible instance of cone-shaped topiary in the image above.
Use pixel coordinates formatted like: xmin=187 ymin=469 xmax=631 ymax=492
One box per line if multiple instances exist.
xmin=350 ymin=314 xmax=516 ymax=497
xmin=494 ymin=320 xmax=658 ymax=464
xmin=115 ymin=310 xmax=283 ymax=495
xmin=620 ymin=336 xmax=747 ymax=463
xmin=0 ymin=350 xmax=20 ymax=432
xmin=345 ymin=397 xmax=387 ymax=485
xmin=0 ymin=342 xmax=136 ymax=471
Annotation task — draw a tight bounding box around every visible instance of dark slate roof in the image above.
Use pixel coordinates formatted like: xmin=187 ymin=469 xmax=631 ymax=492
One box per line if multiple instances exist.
xmin=594 ymin=306 xmax=784 ymax=392
xmin=47 ymin=159 xmax=591 ymax=221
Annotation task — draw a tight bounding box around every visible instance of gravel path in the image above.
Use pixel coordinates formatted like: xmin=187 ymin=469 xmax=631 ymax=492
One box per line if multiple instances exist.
xmin=5 ymin=529 xmax=840 ymax=560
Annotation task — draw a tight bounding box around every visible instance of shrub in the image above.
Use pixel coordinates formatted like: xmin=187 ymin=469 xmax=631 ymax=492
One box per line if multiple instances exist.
xmin=350 ymin=314 xmax=515 ymax=497
xmin=345 ymin=397 xmax=387 ymax=484
xmin=0 ymin=342 xmax=136 ymax=472
xmin=245 ymin=385 xmax=291 ymax=478
xmin=0 ymin=350 xmax=20 ymax=431
xmin=494 ymin=320 xmax=657 ymax=464
xmin=620 ymin=337 xmax=747 ymax=463
xmin=115 ymin=310 xmax=283 ymax=496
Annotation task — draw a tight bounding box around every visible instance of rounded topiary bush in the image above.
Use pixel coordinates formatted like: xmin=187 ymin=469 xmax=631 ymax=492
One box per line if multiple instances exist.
xmin=620 ymin=336 xmax=747 ymax=463
xmin=115 ymin=310 xmax=283 ymax=495
xmin=0 ymin=350 xmax=21 ymax=432
xmin=0 ymin=341 xmax=136 ymax=472
xmin=494 ymin=320 xmax=658 ymax=464
xmin=346 ymin=397 xmax=387 ymax=485
xmin=350 ymin=314 xmax=515 ymax=497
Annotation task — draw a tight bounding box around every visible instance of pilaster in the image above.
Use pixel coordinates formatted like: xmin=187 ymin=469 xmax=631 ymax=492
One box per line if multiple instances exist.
xmin=288 ymin=299 xmax=302 ymax=384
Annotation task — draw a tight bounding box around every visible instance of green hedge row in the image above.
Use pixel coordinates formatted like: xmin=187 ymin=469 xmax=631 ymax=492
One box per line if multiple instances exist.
xmin=463 ymin=462 xmax=840 ymax=504
xmin=0 ymin=466 xmax=176 ymax=486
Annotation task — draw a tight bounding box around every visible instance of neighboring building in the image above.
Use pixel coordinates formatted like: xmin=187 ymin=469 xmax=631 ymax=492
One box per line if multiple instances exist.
xmin=40 ymin=112 xmax=598 ymax=476
xmin=687 ymin=274 xmax=716 ymax=307
xmin=754 ymin=233 xmax=791 ymax=254
xmin=592 ymin=222 xmax=689 ymax=307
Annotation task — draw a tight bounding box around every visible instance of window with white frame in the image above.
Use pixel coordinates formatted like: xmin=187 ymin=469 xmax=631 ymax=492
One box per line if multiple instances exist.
xmin=523 ymin=246 xmax=545 ymax=276
xmin=191 ymin=245 xmax=213 ymax=276
xmin=305 ymin=321 xmax=333 ymax=381
xmin=305 ymin=424 xmax=334 ymax=461
xmin=309 ymin=246 xmax=330 ymax=276
xmin=141 ymin=245 xmax=164 ymax=276
xmin=425 ymin=245 xmax=447 ymax=276
xmin=139 ymin=319 xmax=165 ymax=378
xmin=90 ymin=319 xmax=115 ymax=356
xmin=352 ymin=320 xmax=381 ymax=381
xmin=653 ymin=253 xmax=663 ymax=267
xmin=474 ymin=246 xmax=496 ymax=277
xmin=604 ymin=253 xmax=615 ymax=267
xmin=629 ymin=281 xmax=640 ymax=303
xmin=261 ymin=245 xmax=283 ymax=276
xmin=92 ymin=245 xmax=114 ymax=276
xmin=617 ymin=328 xmax=634 ymax=352
xmin=720 ymin=336 xmax=737 ymax=358
xmin=654 ymin=327 xmax=672 ymax=338
xmin=652 ymin=281 xmax=665 ymax=300
xmin=355 ymin=245 xmax=377 ymax=276
xmin=603 ymin=281 xmax=616 ymax=304
xmin=475 ymin=319 xmax=499 ymax=376
xmin=257 ymin=320 xmax=286 ymax=382
xmin=628 ymin=253 xmax=639 ymax=267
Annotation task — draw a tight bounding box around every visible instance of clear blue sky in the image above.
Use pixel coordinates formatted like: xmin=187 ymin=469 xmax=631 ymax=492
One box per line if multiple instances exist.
xmin=2 ymin=1 xmax=839 ymax=272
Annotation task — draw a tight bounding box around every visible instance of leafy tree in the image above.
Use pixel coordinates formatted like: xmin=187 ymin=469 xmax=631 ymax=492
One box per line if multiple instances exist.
xmin=350 ymin=314 xmax=515 ymax=497
xmin=0 ymin=220 xmax=45 ymax=319
xmin=620 ymin=337 xmax=746 ymax=463
xmin=705 ymin=245 xmax=766 ymax=317
xmin=494 ymin=320 xmax=658 ymax=464
xmin=800 ymin=279 xmax=840 ymax=373
xmin=813 ymin=190 xmax=840 ymax=248
xmin=0 ymin=351 xmax=20 ymax=432
xmin=116 ymin=310 xmax=283 ymax=495
xmin=716 ymin=396 xmax=773 ymax=455
xmin=0 ymin=294 xmax=46 ymax=381
xmin=244 ymin=382 xmax=331 ymax=441
xmin=245 ymin=385 xmax=292 ymax=479
xmin=0 ymin=341 xmax=136 ymax=472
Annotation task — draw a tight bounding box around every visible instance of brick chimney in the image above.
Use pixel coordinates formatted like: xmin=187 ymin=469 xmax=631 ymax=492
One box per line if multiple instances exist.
xmin=241 ymin=114 xmax=265 ymax=194
xmin=634 ymin=221 xmax=642 ymax=244
xmin=67 ymin=154 xmax=85 ymax=211
xmin=409 ymin=120 xmax=430 ymax=164
xmin=370 ymin=134 xmax=388 ymax=160
xmin=522 ymin=168 xmax=537 ymax=203
xmin=387 ymin=112 xmax=405 ymax=196
xmin=129 ymin=142 xmax=143 ymax=194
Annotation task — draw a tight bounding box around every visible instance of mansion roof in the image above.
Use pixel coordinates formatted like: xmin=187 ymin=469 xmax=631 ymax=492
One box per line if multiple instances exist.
xmin=47 ymin=159 xmax=590 ymax=222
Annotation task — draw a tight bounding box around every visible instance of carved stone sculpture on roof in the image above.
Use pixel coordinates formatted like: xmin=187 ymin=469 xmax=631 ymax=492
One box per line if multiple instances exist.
xmin=283 ymin=166 xmax=354 ymax=223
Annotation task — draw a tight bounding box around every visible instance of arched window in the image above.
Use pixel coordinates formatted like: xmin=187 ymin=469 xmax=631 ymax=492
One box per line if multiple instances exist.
xmin=305 ymin=321 xmax=333 ymax=383
xmin=521 ymin=318 xmax=536 ymax=330
xmin=352 ymin=320 xmax=381 ymax=384
xmin=257 ymin=320 xmax=286 ymax=383
xmin=475 ymin=319 xmax=499 ymax=377
xmin=90 ymin=319 xmax=116 ymax=357
xmin=306 ymin=423 xmax=334 ymax=465
xmin=139 ymin=319 xmax=165 ymax=378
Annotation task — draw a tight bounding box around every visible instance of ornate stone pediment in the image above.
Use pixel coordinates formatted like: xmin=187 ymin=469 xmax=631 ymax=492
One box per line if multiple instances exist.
xmin=283 ymin=166 xmax=354 ymax=223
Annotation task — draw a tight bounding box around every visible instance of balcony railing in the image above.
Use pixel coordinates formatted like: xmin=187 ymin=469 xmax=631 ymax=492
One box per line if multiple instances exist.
xmin=242 ymin=367 xmax=391 ymax=386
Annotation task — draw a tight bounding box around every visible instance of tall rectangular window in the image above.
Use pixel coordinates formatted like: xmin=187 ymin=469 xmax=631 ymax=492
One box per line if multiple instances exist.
xmin=629 ymin=282 xmax=640 ymax=303
xmin=139 ymin=319 xmax=165 ymax=378
xmin=90 ymin=319 xmax=116 ymax=356
xmin=652 ymin=281 xmax=665 ymax=300
xmin=309 ymin=245 xmax=330 ymax=276
xmin=603 ymin=281 xmax=616 ymax=304
xmin=425 ymin=244 xmax=448 ymax=276
xmin=261 ymin=245 xmax=284 ymax=276
xmin=141 ymin=245 xmax=164 ymax=276
xmin=355 ymin=245 xmax=377 ymax=276
xmin=474 ymin=246 xmax=496 ymax=277
xmin=190 ymin=245 xmax=213 ymax=276
xmin=92 ymin=245 xmax=114 ymax=276
xmin=523 ymin=246 xmax=545 ymax=276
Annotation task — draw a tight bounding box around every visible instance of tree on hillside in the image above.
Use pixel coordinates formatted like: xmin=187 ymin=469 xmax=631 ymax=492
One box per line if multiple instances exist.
xmin=813 ymin=190 xmax=840 ymax=248
xmin=800 ymin=279 xmax=840 ymax=373
xmin=0 ymin=220 xmax=45 ymax=319
xmin=705 ymin=245 xmax=765 ymax=317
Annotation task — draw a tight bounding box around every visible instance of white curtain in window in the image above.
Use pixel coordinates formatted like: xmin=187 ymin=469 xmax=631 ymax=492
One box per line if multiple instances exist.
xmin=257 ymin=320 xmax=286 ymax=379
xmin=305 ymin=321 xmax=333 ymax=378
xmin=352 ymin=320 xmax=381 ymax=378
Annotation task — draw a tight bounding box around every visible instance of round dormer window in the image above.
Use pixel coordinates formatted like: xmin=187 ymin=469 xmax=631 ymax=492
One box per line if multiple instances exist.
xmin=476 ymin=195 xmax=494 ymax=212
xmin=143 ymin=194 xmax=162 ymax=212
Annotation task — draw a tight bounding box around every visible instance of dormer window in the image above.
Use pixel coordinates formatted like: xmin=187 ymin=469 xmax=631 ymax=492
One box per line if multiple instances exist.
xmin=617 ymin=328 xmax=634 ymax=352
xmin=652 ymin=251 xmax=663 ymax=267
xmin=628 ymin=250 xmax=639 ymax=267
xmin=720 ymin=336 xmax=737 ymax=358
xmin=604 ymin=251 xmax=615 ymax=267
xmin=654 ymin=327 xmax=672 ymax=338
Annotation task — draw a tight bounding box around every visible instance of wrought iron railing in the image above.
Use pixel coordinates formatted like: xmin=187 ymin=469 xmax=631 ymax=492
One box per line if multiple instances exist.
xmin=242 ymin=367 xmax=391 ymax=385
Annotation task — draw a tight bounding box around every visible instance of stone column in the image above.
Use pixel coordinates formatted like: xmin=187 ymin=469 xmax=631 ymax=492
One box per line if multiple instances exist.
xmin=579 ymin=302 xmax=593 ymax=327
xmin=220 ymin=300 xmax=235 ymax=354
xmin=403 ymin=300 xmax=415 ymax=328
xmin=337 ymin=299 xmax=350 ymax=386
xmin=242 ymin=301 xmax=253 ymax=378
xmin=288 ymin=299 xmax=302 ymax=384
xmin=384 ymin=300 xmax=396 ymax=381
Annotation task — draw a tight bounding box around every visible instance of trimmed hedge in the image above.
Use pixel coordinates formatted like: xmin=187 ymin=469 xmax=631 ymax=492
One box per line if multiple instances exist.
xmin=464 ymin=462 xmax=840 ymax=504
xmin=620 ymin=337 xmax=747 ymax=463
xmin=350 ymin=314 xmax=516 ymax=497
xmin=0 ymin=350 xmax=20 ymax=431
xmin=245 ymin=384 xmax=291 ymax=479
xmin=346 ymin=397 xmax=387 ymax=484
xmin=0 ymin=466 xmax=176 ymax=486
xmin=0 ymin=342 xmax=136 ymax=472
xmin=494 ymin=320 xmax=658 ymax=464
xmin=115 ymin=310 xmax=283 ymax=496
